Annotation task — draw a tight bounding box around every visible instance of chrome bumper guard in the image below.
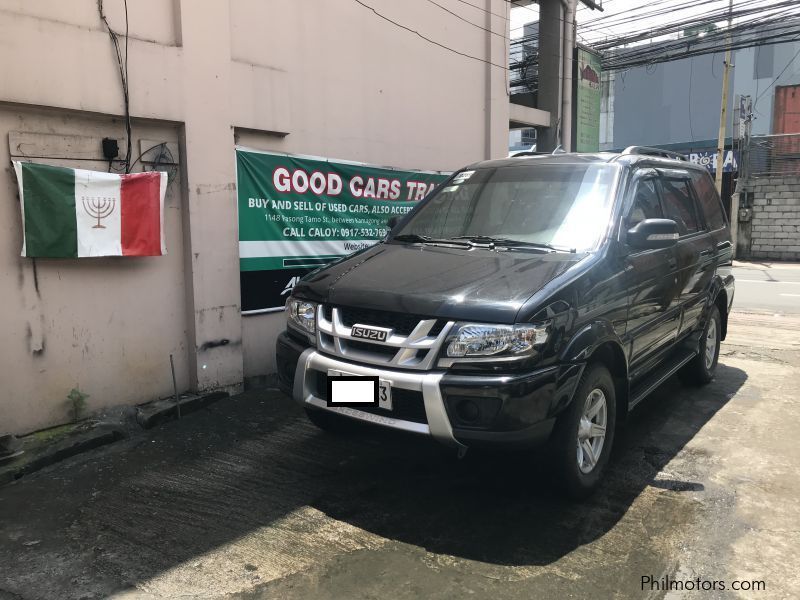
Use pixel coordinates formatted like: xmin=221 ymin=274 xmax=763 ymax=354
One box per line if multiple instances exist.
xmin=293 ymin=348 xmax=466 ymax=450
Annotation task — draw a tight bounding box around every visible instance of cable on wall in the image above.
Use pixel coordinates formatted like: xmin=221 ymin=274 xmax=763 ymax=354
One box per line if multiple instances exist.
xmin=97 ymin=0 xmax=132 ymax=173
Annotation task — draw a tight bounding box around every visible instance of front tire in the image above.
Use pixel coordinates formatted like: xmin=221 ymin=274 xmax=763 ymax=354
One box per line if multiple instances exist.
xmin=549 ymin=364 xmax=617 ymax=499
xmin=679 ymin=304 xmax=721 ymax=386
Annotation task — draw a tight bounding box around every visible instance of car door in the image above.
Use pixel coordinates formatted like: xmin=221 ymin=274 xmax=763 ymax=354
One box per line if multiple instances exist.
xmin=622 ymin=170 xmax=683 ymax=372
xmin=657 ymin=170 xmax=714 ymax=336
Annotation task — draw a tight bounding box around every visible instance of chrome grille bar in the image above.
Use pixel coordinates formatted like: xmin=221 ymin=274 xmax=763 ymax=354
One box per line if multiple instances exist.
xmin=317 ymin=305 xmax=454 ymax=370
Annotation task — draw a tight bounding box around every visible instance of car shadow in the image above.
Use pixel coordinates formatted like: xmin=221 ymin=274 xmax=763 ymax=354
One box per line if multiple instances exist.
xmin=310 ymin=362 xmax=747 ymax=566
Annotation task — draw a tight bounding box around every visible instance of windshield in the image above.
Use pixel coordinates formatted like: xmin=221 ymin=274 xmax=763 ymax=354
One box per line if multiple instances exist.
xmin=393 ymin=162 xmax=619 ymax=252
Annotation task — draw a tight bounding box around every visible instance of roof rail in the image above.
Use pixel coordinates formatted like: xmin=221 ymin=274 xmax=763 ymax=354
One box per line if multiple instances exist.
xmin=510 ymin=147 xmax=568 ymax=158
xmin=621 ymin=146 xmax=687 ymax=161
xmin=510 ymin=151 xmax=550 ymax=158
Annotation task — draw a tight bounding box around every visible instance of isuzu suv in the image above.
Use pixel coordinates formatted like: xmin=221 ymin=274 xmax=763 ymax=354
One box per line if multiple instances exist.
xmin=276 ymin=147 xmax=734 ymax=497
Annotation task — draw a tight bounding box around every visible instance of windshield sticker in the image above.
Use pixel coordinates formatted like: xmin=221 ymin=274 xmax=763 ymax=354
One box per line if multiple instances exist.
xmin=451 ymin=171 xmax=474 ymax=184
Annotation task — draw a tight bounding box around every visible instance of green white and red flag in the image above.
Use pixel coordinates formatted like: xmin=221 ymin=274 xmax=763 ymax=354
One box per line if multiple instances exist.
xmin=12 ymin=161 xmax=167 ymax=258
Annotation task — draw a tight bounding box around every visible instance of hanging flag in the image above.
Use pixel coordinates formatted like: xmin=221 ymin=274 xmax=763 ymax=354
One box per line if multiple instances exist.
xmin=12 ymin=161 xmax=167 ymax=258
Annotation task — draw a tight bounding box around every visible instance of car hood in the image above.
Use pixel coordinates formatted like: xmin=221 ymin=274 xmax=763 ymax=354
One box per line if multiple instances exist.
xmin=295 ymin=242 xmax=586 ymax=323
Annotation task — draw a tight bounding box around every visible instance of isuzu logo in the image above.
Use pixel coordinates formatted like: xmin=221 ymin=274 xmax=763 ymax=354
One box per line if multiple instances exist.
xmin=351 ymin=324 xmax=392 ymax=342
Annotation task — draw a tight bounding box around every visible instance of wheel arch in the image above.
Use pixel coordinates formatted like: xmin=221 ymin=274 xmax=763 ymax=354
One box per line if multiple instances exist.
xmin=704 ymin=270 xmax=735 ymax=341
xmin=587 ymin=341 xmax=630 ymax=422
xmin=560 ymin=322 xmax=630 ymax=421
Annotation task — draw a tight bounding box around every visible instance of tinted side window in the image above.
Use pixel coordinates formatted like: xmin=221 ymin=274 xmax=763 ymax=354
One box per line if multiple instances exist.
xmin=660 ymin=178 xmax=701 ymax=235
xmin=690 ymin=170 xmax=726 ymax=230
xmin=627 ymin=178 xmax=663 ymax=227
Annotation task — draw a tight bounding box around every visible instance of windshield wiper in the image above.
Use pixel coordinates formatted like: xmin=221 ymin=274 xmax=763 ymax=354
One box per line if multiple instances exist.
xmin=392 ymin=234 xmax=474 ymax=247
xmin=451 ymin=236 xmax=575 ymax=253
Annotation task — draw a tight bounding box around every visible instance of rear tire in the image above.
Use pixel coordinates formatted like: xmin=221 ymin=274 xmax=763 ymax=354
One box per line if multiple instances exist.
xmin=304 ymin=407 xmax=354 ymax=433
xmin=679 ymin=304 xmax=721 ymax=386
xmin=549 ymin=364 xmax=617 ymax=500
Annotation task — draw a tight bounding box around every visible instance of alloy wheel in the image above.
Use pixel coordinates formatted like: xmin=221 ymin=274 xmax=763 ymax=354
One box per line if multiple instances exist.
xmin=705 ymin=318 xmax=718 ymax=370
xmin=576 ymin=388 xmax=607 ymax=474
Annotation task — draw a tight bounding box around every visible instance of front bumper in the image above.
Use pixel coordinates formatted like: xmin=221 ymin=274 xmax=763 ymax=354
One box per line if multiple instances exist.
xmin=276 ymin=331 xmax=584 ymax=449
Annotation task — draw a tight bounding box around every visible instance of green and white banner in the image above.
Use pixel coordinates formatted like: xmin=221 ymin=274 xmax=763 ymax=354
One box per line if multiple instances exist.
xmin=236 ymin=148 xmax=448 ymax=313
xmin=574 ymin=46 xmax=602 ymax=153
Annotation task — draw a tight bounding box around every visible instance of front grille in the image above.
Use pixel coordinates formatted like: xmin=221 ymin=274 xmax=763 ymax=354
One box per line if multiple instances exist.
xmin=343 ymin=339 xmax=398 ymax=357
xmin=334 ymin=305 xmax=435 ymax=336
xmin=315 ymin=372 xmax=427 ymax=424
xmin=317 ymin=305 xmax=453 ymax=370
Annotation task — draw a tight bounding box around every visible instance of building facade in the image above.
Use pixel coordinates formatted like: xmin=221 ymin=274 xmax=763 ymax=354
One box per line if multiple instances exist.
xmin=0 ymin=0 xmax=515 ymax=434
xmin=602 ymin=32 xmax=800 ymax=151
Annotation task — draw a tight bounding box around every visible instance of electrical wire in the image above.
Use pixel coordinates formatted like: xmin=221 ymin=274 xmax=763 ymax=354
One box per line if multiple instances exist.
xmin=123 ymin=0 xmax=130 ymax=173
xmin=688 ymin=57 xmax=695 ymax=142
xmin=352 ymin=0 xmax=508 ymax=69
xmin=97 ymin=0 xmax=132 ymax=172
xmin=423 ymin=0 xmax=508 ymax=39
xmin=452 ymin=0 xmax=509 ymax=21
xmin=754 ymin=45 xmax=800 ymax=109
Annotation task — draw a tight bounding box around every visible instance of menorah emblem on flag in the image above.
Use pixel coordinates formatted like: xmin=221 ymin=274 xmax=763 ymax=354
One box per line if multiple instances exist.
xmin=82 ymin=195 xmax=116 ymax=229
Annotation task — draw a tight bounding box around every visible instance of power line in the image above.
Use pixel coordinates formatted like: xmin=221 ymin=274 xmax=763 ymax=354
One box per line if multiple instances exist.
xmin=603 ymin=24 xmax=800 ymax=71
xmin=754 ymin=45 xmax=800 ymax=107
xmin=452 ymin=0 xmax=509 ymax=21
xmin=506 ymin=0 xmax=538 ymax=15
xmin=423 ymin=0 xmax=508 ymax=39
xmin=353 ymin=0 xmax=508 ymax=69
xmin=593 ymin=0 xmax=798 ymax=52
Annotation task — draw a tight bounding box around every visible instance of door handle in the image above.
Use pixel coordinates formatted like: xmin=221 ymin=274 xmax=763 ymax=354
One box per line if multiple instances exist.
xmin=668 ymin=257 xmax=678 ymax=269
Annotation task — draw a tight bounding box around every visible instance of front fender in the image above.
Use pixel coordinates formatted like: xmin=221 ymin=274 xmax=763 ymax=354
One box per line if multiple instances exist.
xmin=559 ymin=320 xmax=628 ymax=366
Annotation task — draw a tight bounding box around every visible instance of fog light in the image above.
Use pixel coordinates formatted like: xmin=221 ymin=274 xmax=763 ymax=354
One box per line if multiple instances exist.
xmin=456 ymin=399 xmax=480 ymax=423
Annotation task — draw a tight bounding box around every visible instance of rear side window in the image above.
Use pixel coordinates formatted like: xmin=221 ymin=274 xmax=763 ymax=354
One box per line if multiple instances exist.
xmin=690 ymin=170 xmax=727 ymax=230
xmin=627 ymin=178 xmax=663 ymax=227
xmin=659 ymin=178 xmax=701 ymax=236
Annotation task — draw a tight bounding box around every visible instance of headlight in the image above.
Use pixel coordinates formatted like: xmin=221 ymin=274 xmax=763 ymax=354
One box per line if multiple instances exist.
xmin=446 ymin=322 xmax=549 ymax=358
xmin=286 ymin=298 xmax=317 ymax=334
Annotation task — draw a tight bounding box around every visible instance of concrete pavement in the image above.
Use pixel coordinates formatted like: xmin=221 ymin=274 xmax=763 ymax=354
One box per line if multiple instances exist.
xmin=1 ymin=283 xmax=799 ymax=598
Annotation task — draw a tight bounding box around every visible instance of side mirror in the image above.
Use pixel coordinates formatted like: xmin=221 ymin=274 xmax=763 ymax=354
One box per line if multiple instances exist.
xmin=387 ymin=216 xmax=399 ymax=232
xmin=626 ymin=218 xmax=679 ymax=250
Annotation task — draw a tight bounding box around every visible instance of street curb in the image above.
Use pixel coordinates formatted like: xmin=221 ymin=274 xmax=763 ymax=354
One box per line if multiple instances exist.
xmin=136 ymin=391 xmax=230 ymax=429
xmin=0 ymin=426 xmax=126 ymax=486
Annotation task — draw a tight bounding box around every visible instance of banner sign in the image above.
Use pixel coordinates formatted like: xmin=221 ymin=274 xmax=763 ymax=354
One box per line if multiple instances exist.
xmin=236 ymin=149 xmax=448 ymax=313
xmin=574 ymin=46 xmax=602 ymax=152
xmin=686 ymin=150 xmax=739 ymax=173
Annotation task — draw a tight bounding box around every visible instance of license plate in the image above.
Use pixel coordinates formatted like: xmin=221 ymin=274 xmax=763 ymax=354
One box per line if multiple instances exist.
xmin=327 ymin=370 xmax=392 ymax=410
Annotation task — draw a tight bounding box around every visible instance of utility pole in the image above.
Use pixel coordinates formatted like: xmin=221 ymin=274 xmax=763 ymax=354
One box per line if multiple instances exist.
xmin=731 ymin=95 xmax=751 ymax=258
xmin=715 ymin=0 xmax=734 ymax=195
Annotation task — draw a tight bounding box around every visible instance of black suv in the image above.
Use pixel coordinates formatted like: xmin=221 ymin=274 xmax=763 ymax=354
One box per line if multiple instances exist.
xmin=276 ymin=148 xmax=734 ymax=497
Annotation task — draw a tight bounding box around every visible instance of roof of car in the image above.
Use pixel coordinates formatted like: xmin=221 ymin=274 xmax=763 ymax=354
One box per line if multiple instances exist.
xmin=468 ymin=151 xmax=707 ymax=173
